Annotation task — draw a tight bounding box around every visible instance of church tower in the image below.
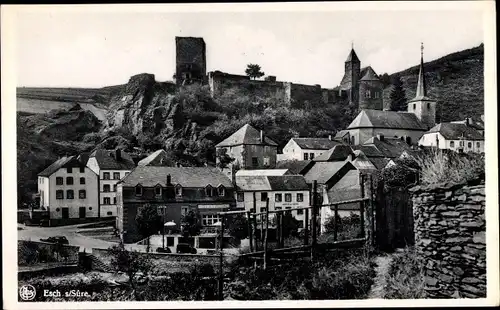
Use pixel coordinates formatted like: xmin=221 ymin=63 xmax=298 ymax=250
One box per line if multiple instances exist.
xmin=407 ymin=43 xmax=437 ymax=130
xmin=339 ymin=45 xmax=361 ymax=106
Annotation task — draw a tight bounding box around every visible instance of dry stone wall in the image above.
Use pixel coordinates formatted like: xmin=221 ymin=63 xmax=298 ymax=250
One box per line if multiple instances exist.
xmin=410 ymin=179 xmax=486 ymax=298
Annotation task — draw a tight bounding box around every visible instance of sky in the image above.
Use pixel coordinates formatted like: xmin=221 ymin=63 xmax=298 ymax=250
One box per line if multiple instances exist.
xmin=14 ymin=3 xmax=486 ymax=88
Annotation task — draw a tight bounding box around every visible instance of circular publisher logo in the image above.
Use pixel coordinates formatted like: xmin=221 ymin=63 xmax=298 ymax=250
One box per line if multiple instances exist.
xmin=19 ymin=285 xmax=36 ymax=301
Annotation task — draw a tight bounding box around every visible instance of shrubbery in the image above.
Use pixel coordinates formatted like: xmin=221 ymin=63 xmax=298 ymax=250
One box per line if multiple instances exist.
xmin=382 ymin=247 xmax=425 ymax=299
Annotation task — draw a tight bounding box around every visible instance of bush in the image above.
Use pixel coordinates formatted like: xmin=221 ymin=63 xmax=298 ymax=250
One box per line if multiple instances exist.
xmin=382 ymin=247 xmax=425 ymax=299
xmin=321 ymin=213 xmax=363 ymax=242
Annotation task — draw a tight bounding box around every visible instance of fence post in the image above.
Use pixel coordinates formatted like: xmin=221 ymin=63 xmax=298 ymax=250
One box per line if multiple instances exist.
xmin=369 ymin=174 xmax=375 ymax=246
xmin=304 ymin=206 xmax=309 ymax=246
xmin=218 ymin=215 xmax=225 ymax=301
xmin=359 ymin=174 xmax=366 ymax=239
xmin=247 ymin=211 xmax=253 ymax=252
xmin=252 ymin=214 xmax=258 ymax=251
xmin=279 ymin=213 xmax=284 ymax=248
xmin=263 ymin=198 xmax=270 ymax=270
xmin=334 ymin=204 xmax=339 ymax=242
xmin=311 ymin=180 xmax=318 ymax=260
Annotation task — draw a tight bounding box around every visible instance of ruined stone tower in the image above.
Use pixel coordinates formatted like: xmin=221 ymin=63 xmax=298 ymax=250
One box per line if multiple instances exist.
xmin=175 ymin=37 xmax=207 ymax=85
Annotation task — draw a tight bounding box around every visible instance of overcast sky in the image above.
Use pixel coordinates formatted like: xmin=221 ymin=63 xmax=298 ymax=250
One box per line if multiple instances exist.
xmin=14 ymin=3 xmax=485 ymax=88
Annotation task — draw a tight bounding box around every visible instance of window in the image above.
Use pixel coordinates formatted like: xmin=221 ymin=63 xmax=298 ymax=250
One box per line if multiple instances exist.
xmin=56 ymin=177 xmax=64 ymax=185
xmin=113 ymin=184 xmax=117 ymax=192
xmin=476 ymin=142 xmax=480 ymax=148
xmin=79 ymin=190 xmax=86 ymax=199
xmin=113 ymin=197 xmax=117 ymax=205
xmin=202 ymin=214 xmax=221 ymax=226
xmin=297 ymin=193 xmax=304 ymax=202
xmin=56 ymin=190 xmax=64 ymax=199
xmin=175 ymin=185 xmax=183 ymax=197
xmin=304 ymin=153 xmax=309 ymax=160
xmin=218 ymin=185 xmax=225 ymax=196
xmin=66 ymin=190 xmax=74 ymax=199
xmin=80 ymin=177 xmax=85 ymax=184
xmin=113 ymin=172 xmax=120 ymax=180
xmin=80 ymin=167 xmax=85 ymax=173
xmin=107 ymin=211 xmax=113 ymax=216
xmin=67 ymin=167 xmax=72 ymax=173
xmin=104 ymin=197 xmax=111 ymax=205
xmin=297 ymin=209 xmax=304 ymax=215
xmin=413 ymin=104 xmax=416 ymax=110
xmin=237 ymin=192 xmax=244 ymax=202
xmin=467 ymin=142 xmax=472 ymax=148
xmin=205 ymin=185 xmax=214 ymax=197
xmin=263 ymin=157 xmax=270 ymax=166
xmin=252 ymin=157 xmax=258 ymax=167
xmin=182 ymin=207 xmax=189 ymax=215
xmin=459 ymin=141 xmax=464 ymax=147
xmin=375 ymin=92 xmax=379 ymax=99
xmin=135 ymin=185 xmax=143 ymax=196
xmin=250 ymin=208 xmax=255 ymax=213
xmin=365 ymin=90 xmax=371 ymax=98
xmin=450 ymin=141 xmax=455 ymax=148
xmin=275 ymin=207 xmax=282 ymax=210
xmin=260 ymin=207 xmax=267 ymax=213
xmin=66 ymin=177 xmax=74 ymax=185
xmin=427 ymin=102 xmax=430 ymax=109
xmin=125 ymin=172 xmax=129 ymax=177
xmin=103 ymin=172 xmax=110 ymax=180
xmin=310 ymin=153 xmax=315 ymax=160
xmin=261 ymin=192 xmax=268 ymax=202
xmin=275 ymin=193 xmax=282 ymax=202
xmin=155 ymin=185 xmax=162 ymax=196
xmin=285 ymin=193 xmax=292 ymax=202
xmin=103 ymin=184 xmax=111 ymax=192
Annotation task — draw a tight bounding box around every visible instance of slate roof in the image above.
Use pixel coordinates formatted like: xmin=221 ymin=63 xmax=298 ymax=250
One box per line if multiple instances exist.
xmin=121 ymin=167 xmax=233 ymax=188
xmin=38 ymin=155 xmax=90 ymax=177
xmin=313 ymin=145 xmax=354 ymax=162
xmin=351 ymin=145 xmax=385 ymax=158
xmin=360 ymin=66 xmax=380 ymax=81
xmin=303 ymin=161 xmax=348 ymax=184
xmin=427 ymin=123 xmax=484 ymax=140
xmin=236 ymin=175 xmax=308 ymax=191
xmin=290 ymin=138 xmax=343 ymax=150
xmin=369 ymin=157 xmax=392 ymax=170
xmin=351 ymin=151 xmax=378 ymax=171
xmin=90 ymin=149 xmax=136 ymax=170
xmin=326 ymin=170 xmax=362 ymax=210
xmin=450 ymin=119 xmax=484 ymax=131
xmin=137 ymin=149 xmax=175 ymax=166
xmin=235 ymin=169 xmax=290 ymax=177
xmin=335 ymin=130 xmax=350 ymax=139
xmin=275 ymin=160 xmax=314 ymax=175
xmin=216 ymin=124 xmax=278 ymax=147
xmin=362 ymin=137 xmax=413 ymax=159
xmin=347 ymin=109 xmax=427 ymax=130
xmin=345 ymin=48 xmax=360 ymax=62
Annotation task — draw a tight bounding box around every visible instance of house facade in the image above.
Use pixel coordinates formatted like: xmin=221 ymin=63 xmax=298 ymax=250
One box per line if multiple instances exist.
xmin=418 ymin=122 xmax=485 ymax=153
xmin=87 ymin=149 xmax=136 ymax=218
xmin=37 ymin=154 xmax=99 ymax=226
xmin=117 ymin=166 xmax=236 ymax=243
xmin=280 ymin=137 xmax=342 ymax=161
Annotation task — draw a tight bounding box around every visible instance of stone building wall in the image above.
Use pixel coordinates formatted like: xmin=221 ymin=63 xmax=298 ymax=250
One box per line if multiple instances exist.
xmin=410 ymin=179 xmax=486 ymax=298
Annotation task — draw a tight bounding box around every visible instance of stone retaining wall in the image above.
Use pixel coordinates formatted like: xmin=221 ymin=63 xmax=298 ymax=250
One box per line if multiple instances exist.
xmin=410 ymin=179 xmax=486 ymax=298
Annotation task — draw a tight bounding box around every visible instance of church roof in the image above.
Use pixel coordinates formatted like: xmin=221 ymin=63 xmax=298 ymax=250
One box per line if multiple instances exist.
xmin=426 ymin=123 xmax=484 ymax=141
xmin=345 ymin=48 xmax=360 ymax=62
xmin=360 ymin=66 xmax=380 ymax=81
xmin=409 ymin=43 xmax=434 ymax=102
xmin=347 ymin=109 xmax=427 ymax=131
xmin=216 ymin=124 xmax=278 ymax=147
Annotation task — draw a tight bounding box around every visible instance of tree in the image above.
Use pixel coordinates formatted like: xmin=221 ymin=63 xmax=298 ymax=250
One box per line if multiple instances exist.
xmin=181 ymin=210 xmax=202 ymax=237
xmin=389 ymin=76 xmax=407 ymax=111
xmin=245 ymin=64 xmax=265 ymax=80
xmin=379 ymin=73 xmax=392 ymax=88
xmin=225 ymin=214 xmax=249 ymax=241
xmin=135 ymin=204 xmax=162 ymax=252
xmin=216 ymin=148 xmax=235 ymax=169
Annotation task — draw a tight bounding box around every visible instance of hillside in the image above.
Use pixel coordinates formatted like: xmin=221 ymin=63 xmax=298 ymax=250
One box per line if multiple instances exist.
xmin=383 ymin=44 xmax=484 ymax=122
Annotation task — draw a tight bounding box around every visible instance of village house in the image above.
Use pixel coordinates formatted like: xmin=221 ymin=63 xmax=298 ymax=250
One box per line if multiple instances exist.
xmin=279 ymin=137 xmax=342 ymax=161
xmin=87 ymin=148 xmax=136 ymax=218
xmin=116 ymin=166 xmax=235 ymax=243
xmin=235 ymin=175 xmax=310 ymax=229
xmin=418 ymin=122 xmax=485 ymax=153
xmin=216 ymin=124 xmax=278 ymax=180
xmin=235 ymin=169 xmax=291 ymax=177
xmin=450 ymin=117 xmax=484 ymax=136
xmin=37 ymin=154 xmax=99 ymax=226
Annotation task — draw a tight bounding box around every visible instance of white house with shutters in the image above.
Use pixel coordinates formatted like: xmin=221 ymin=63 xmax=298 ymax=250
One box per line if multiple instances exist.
xmin=418 ymin=122 xmax=485 ymax=153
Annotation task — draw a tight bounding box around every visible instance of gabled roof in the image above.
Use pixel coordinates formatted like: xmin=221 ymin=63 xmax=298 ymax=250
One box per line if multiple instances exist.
xmin=216 ymin=124 xmax=278 ymax=147
xmin=360 ymin=66 xmax=380 ymax=81
xmin=235 ymin=169 xmax=290 ymax=177
xmin=303 ymin=161 xmax=350 ymax=185
xmin=351 ymin=151 xmax=378 ymax=171
xmin=38 ymin=155 xmax=90 ymax=177
xmin=290 ymin=138 xmax=343 ymax=150
xmin=334 ymin=130 xmax=350 ymax=139
xmin=326 ymin=170 xmax=362 ymax=208
xmin=362 ymin=137 xmax=414 ymax=159
xmin=313 ymin=145 xmax=354 ymax=162
xmin=369 ymin=157 xmax=392 ymax=170
xmin=351 ymin=145 xmax=385 ymax=158
xmin=236 ymin=175 xmax=308 ymax=191
xmin=425 ymin=123 xmax=484 ymax=141
xmin=275 ymin=160 xmax=315 ymax=175
xmin=90 ymin=149 xmax=136 ymax=170
xmin=137 ymin=149 xmax=175 ymax=167
xmin=449 ymin=119 xmax=484 ymax=131
xmin=121 ymin=167 xmax=233 ymax=188
xmin=347 ymin=109 xmax=427 ymax=131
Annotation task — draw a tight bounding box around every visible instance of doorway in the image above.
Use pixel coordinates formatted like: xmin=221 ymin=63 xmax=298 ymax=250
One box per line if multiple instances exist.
xmin=62 ymin=208 xmax=69 ymax=219
xmin=79 ymin=207 xmax=86 ymax=219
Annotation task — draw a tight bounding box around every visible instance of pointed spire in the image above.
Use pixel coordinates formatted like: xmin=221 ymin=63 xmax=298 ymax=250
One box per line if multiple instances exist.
xmin=415 ymin=42 xmax=427 ymax=98
xmin=345 ymin=43 xmax=360 ymax=63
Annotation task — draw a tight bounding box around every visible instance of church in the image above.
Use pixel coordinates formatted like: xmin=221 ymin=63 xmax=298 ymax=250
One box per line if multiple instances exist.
xmin=338 ymin=44 xmax=437 ymax=146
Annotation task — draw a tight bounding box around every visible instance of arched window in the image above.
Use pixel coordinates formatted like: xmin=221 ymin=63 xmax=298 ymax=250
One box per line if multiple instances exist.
xmin=218 ymin=185 xmax=225 ymax=197
xmin=205 ymin=185 xmax=214 ymax=197
xmin=175 ymin=184 xmax=183 ymax=197
xmin=135 ymin=185 xmax=143 ymax=196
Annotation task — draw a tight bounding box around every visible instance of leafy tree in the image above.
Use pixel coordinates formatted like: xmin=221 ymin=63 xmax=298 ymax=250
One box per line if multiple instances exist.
xmin=379 ymin=73 xmax=392 ymax=88
xmin=389 ymin=76 xmax=407 ymax=111
xmin=245 ymin=64 xmax=265 ymax=80
xmin=181 ymin=210 xmax=202 ymax=237
xmin=225 ymin=214 xmax=249 ymax=241
xmin=216 ymin=148 xmax=235 ymax=169
xmin=136 ymin=204 xmax=162 ymax=252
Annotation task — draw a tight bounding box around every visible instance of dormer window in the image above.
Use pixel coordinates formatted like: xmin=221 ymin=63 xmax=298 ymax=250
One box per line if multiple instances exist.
xmin=155 ymin=185 xmax=162 ymax=197
xmin=135 ymin=185 xmax=143 ymax=196
xmin=218 ymin=185 xmax=225 ymax=197
xmin=205 ymin=185 xmax=214 ymax=197
xmin=413 ymin=104 xmax=416 ymax=110
xmin=175 ymin=184 xmax=183 ymax=197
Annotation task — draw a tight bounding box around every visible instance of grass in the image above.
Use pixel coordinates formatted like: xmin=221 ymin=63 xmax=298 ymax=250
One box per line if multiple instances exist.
xmin=382 ymin=247 xmax=426 ymax=299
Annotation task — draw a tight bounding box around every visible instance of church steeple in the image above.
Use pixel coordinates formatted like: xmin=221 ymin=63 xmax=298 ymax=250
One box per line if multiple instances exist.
xmin=415 ymin=42 xmax=427 ymax=99
xmin=346 ymin=47 xmax=360 ymax=63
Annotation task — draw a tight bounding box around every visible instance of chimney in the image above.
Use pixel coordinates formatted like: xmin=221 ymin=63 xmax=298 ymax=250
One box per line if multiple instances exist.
xmin=377 ymin=134 xmax=384 ymax=142
xmin=466 ymin=118 xmax=472 ymax=126
xmin=166 ymin=174 xmax=171 ymax=185
xmin=115 ymin=149 xmax=122 ymax=161
xmin=260 ymin=130 xmax=264 ymax=143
